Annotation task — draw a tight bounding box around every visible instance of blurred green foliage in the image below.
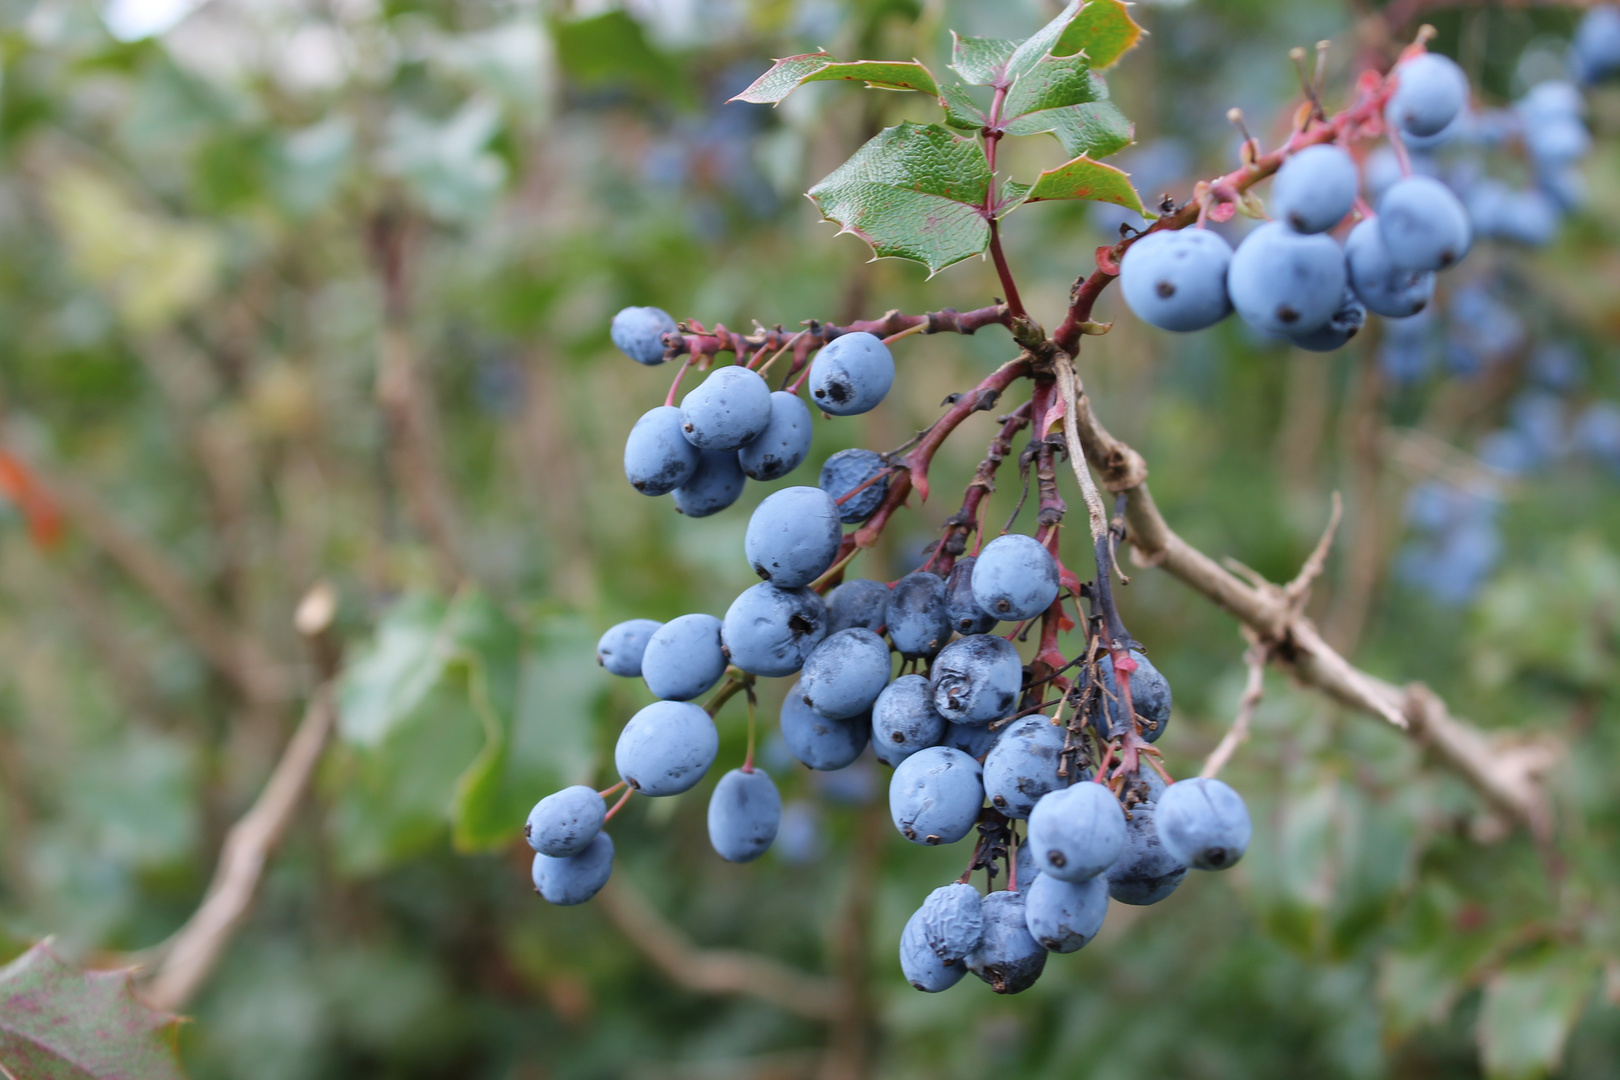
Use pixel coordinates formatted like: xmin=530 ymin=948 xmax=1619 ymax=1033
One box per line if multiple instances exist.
xmin=0 ymin=1 xmax=1618 ymax=1078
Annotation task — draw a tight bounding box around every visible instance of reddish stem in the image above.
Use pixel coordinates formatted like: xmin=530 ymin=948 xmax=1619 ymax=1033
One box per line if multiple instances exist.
xmin=664 ymin=357 xmax=692 ymax=408
xmin=602 ymin=784 xmax=634 ymax=822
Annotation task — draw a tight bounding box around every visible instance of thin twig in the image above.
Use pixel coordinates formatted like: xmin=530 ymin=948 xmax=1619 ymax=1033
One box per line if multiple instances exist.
xmin=1201 ymin=636 xmax=1268 ymax=779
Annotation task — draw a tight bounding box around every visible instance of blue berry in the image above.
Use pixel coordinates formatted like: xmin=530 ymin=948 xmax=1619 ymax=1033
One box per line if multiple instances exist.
xmin=1227 ymin=221 xmax=1348 ymax=335
xmin=615 ymin=700 xmax=719 ymax=796
xmin=1289 ymin=288 xmax=1365 ymax=353
xmin=819 ymin=449 xmax=889 ymax=524
xmin=1105 ymin=800 xmax=1188 ymax=905
xmin=1377 ymin=176 xmax=1471 ymax=272
xmin=931 ymin=634 xmax=1023 ymax=725
xmin=641 ymin=614 xmax=726 ymax=701
xmin=800 ymin=628 xmax=892 ymax=719
xmin=983 ymin=715 xmax=1069 ymax=819
xmin=532 ymin=831 xmax=614 ymax=905
xmin=917 ymin=882 xmax=985 ymax=963
xmin=945 ymin=556 xmax=998 ymax=635
xmin=885 ymin=572 xmax=951 ymax=660
xmin=1092 ymin=649 xmax=1173 ymax=743
xmin=744 ymin=486 xmax=842 ymax=588
xmin=707 ymin=768 xmax=781 ymax=863
xmin=1027 ymin=782 xmax=1125 ymax=882
xmin=1573 ymin=5 xmax=1620 ymax=84
xmin=737 ymin=391 xmax=813 ymax=481
xmin=970 ymin=534 xmax=1059 ymax=622
xmin=1271 ymin=145 xmax=1357 ymax=234
xmin=808 ymin=331 xmax=894 ymax=416
xmin=721 ymin=583 xmax=827 ymax=677
xmin=900 ymin=908 xmax=968 ymax=992
xmin=596 ymin=618 xmax=661 ymax=678
xmin=1346 ymin=218 xmax=1435 ymax=317
xmin=526 ymin=785 xmax=606 ymax=858
xmin=624 ymin=406 xmax=702 ymax=495
xmin=1023 ymin=871 xmax=1107 ymax=953
xmin=825 ymin=578 xmax=891 ymax=634
xmin=672 ymin=449 xmax=746 ymax=518
xmin=871 ymin=674 xmax=946 ymax=767
xmin=889 ymin=746 xmax=984 ymax=845
xmin=610 ymin=306 xmax=676 ymax=365
xmin=1118 ymin=228 xmax=1234 ymax=332
xmin=1155 ymin=777 xmax=1251 ymax=870
xmin=779 ymin=680 xmax=870 ymax=770
xmin=1387 ymin=53 xmax=1467 ymax=138
xmin=680 ymin=366 xmax=773 ymax=451
xmin=965 ymin=891 xmax=1046 ymax=995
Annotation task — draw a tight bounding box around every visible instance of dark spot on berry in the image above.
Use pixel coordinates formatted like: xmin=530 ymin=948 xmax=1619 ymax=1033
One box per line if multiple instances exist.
xmin=1277 ymin=305 xmax=1300 ymax=325
xmin=1412 ymin=298 xmax=1428 ymax=314
xmin=826 ymin=379 xmax=853 ymax=404
xmin=1288 ymin=211 xmax=1308 ymax=231
xmin=1155 ymin=280 xmax=1175 ymax=299
xmin=802 ymin=694 xmax=814 ymax=706
xmin=903 ymin=826 xmax=917 ymax=839
xmin=814 ymin=388 xmax=826 ymax=398
xmin=683 ymin=423 xmax=694 ymax=432
xmin=1438 ymin=248 xmax=1456 ymax=268
xmin=992 ymin=794 xmax=1007 ymax=807
xmin=995 ymin=599 xmax=1012 ymax=613
xmin=753 ymin=563 xmax=771 ymax=581
xmin=890 ymin=731 xmax=905 ymax=743
xmin=1205 ymin=847 xmax=1230 ymax=868
xmin=523 ymin=823 xmax=532 ymax=837
xmin=1047 ymin=849 xmax=1066 ymax=868
xmin=626 ymin=777 xmax=642 ymax=790
xmin=788 ymin=613 xmax=814 ymax=635
xmin=925 ymin=834 xmax=941 ymax=845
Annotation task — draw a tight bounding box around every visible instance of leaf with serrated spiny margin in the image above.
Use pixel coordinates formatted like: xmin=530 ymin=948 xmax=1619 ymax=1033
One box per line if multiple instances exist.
xmin=939 ymin=82 xmax=987 ymax=131
xmin=1003 ymin=98 xmax=1133 ymax=159
xmin=807 ymin=121 xmax=993 ymax=275
xmin=1003 ymin=0 xmax=1086 ymax=85
xmin=1005 ymin=154 xmax=1143 ymax=214
xmin=0 ymin=942 xmax=188 ymax=1080
xmin=993 ymin=181 xmax=1032 ymax=218
xmin=730 ymin=53 xmax=832 ymax=103
xmin=1002 ymin=52 xmax=1101 ymax=119
xmin=1054 ymin=0 xmax=1145 ymax=70
xmin=950 ymin=33 xmax=1019 ymax=86
xmin=731 ymin=55 xmax=939 ymax=104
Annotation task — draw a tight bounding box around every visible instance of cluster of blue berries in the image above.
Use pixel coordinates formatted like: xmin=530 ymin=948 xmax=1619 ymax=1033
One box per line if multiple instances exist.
xmin=526 ymin=303 xmax=1255 ymax=992
xmin=1120 ymin=52 xmax=1478 ymax=351
xmin=614 ymin=306 xmax=896 ymax=517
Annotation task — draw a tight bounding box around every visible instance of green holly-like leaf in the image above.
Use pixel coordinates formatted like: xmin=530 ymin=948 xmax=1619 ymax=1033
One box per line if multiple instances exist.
xmin=1055 ymin=0 xmax=1146 ymax=70
xmin=1006 ymin=154 xmax=1143 ymax=213
xmin=1000 ymin=53 xmax=1133 ymax=159
xmin=949 ymin=33 xmax=1018 ymax=86
xmin=807 ymin=121 xmax=994 ymax=274
xmin=0 ymin=942 xmax=187 ymax=1080
xmin=731 ymin=54 xmax=939 ymax=104
xmin=1005 ymin=1 xmax=1089 ymax=85
xmin=938 ymin=82 xmax=987 ymax=131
